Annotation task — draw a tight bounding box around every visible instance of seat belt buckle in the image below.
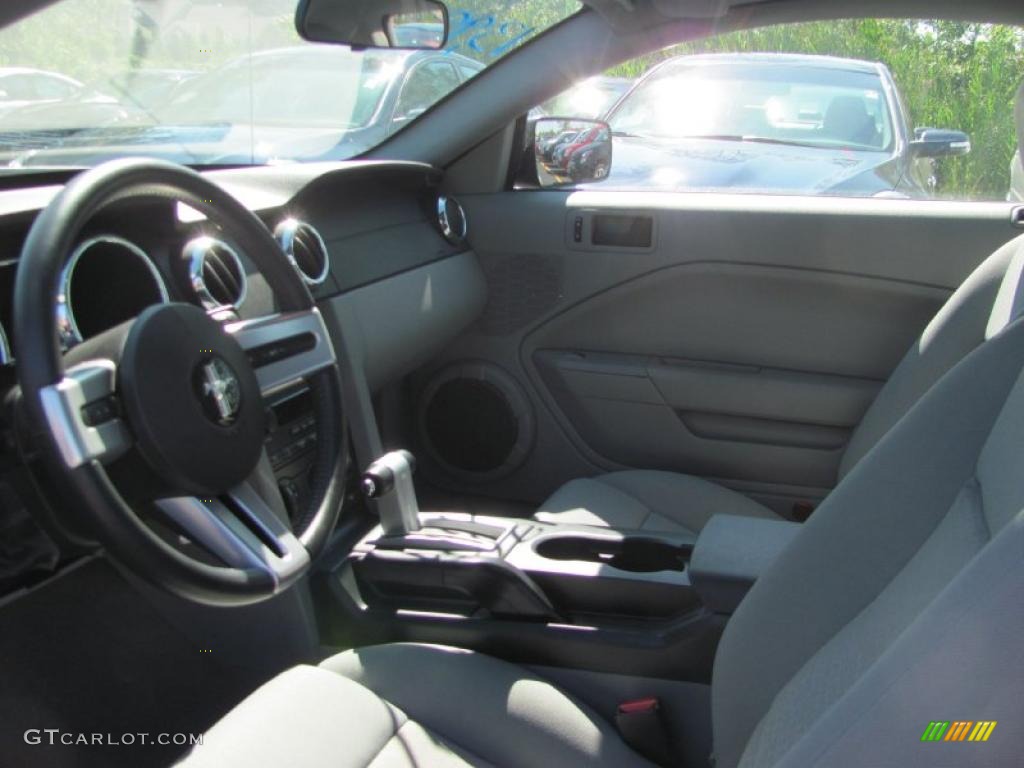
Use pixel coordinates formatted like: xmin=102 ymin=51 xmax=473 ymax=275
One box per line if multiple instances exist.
xmin=615 ymin=697 xmax=676 ymax=766
xmin=791 ymin=500 xmax=815 ymax=522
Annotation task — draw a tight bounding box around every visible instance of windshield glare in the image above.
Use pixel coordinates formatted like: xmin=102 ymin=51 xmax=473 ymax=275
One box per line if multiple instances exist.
xmin=156 ymin=49 xmax=401 ymax=130
xmin=0 ymin=0 xmax=579 ymax=168
xmin=609 ymin=60 xmax=895 ymax=152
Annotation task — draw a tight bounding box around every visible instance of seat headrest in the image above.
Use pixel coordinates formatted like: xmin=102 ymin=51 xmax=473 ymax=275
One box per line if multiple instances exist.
xmin=824 ymin=96 xmax=869 ymax=127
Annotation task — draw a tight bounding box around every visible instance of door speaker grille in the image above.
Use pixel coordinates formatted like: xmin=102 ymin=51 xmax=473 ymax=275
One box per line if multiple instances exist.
xmin=417 ymin=362 xmax=534 ymax=481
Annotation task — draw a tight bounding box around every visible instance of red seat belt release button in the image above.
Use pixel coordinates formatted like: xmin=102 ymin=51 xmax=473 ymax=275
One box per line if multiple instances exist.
xmin=615 ymin=697 xmax=675 ymax=765
xmin=618 ymin=697 xmax=660 ymax=715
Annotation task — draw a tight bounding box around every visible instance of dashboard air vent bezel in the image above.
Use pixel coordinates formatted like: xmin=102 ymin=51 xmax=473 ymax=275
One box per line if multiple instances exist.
xmin=274 ymin=219 xmax=330 ymax=286
xmin=183 ymin=236 xmax=248 ymax=311
xmin=436 ymin=195 xmax=467 ymax=246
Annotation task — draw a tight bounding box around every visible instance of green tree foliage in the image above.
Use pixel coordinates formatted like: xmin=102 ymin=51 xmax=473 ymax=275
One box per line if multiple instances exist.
xmin=609 ymin=20 xmax=1024 ymax=200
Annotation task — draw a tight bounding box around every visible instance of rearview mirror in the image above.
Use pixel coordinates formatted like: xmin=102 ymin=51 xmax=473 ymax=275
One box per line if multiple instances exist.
xmin=534 ymin=118 xmax=613 ymax=187
xmin=296 ymin=0 xmax=448 ymax=49
xmin=910 ymin=128 xmax=971 ymax=158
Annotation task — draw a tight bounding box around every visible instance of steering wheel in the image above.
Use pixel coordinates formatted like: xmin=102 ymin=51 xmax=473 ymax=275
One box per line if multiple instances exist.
xmin=13 ymin=158 xmax=348 ymax=606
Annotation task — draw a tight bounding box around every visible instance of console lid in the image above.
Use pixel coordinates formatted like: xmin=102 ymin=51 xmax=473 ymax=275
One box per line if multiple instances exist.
xmin=689 ymin=515 xmax=802 ymax=614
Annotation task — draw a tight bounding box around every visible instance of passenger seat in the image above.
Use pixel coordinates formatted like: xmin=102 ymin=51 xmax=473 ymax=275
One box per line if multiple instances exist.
xmin=535 ymin=90 xmax=1024 ymax=535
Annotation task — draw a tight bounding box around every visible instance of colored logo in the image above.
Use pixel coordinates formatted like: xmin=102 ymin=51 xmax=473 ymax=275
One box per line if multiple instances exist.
xmin=921 ymin=721 xmax=997 ymax=742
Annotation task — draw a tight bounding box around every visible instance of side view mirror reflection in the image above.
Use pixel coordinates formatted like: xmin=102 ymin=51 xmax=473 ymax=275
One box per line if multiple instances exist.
xmin=533 ymin=117 xmax=612 ymax=187
xmin=910 ymin=127 xmax=971 ymax=158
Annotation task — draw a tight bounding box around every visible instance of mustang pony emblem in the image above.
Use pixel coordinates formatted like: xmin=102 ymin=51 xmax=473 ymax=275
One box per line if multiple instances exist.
xmin=197 ymin=356 xmax=242 ymax=426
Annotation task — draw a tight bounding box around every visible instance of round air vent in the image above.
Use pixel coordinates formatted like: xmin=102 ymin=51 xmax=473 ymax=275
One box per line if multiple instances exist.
xmin=436 ymin=195 xmax=467 ymax=245
xmin=274 ymin=219 xmax=330 ymax=285
xmin=184 ymin=236 xmax=247 ymax=310
xmin=417 ymin=362 xmax=534 ymax=482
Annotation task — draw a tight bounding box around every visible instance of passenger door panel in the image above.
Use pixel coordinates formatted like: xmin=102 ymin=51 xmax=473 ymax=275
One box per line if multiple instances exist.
xmin=418 ymin=190 xmax=1016 ymax=511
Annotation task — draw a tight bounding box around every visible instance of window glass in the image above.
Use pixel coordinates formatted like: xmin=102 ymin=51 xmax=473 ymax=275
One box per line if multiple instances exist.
xmin=538 ymin=20 xmax=1023 ymax=201
xmin=0 ymin=0 xmax=580 ymax=168
xmin=457 ymin=63 xmax=483 ymax=82
xmin=395 ymin=61 xmax=460 ymax=121
xmin=609 ymin=60 xmax=894 ymax=151
xmin=541 ymin=76 xmax=631 ymax=120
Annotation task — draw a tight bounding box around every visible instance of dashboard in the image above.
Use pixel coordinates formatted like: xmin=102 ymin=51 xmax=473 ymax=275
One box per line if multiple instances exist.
xmin=0 ymin=160 xmax=462 ymax=356
xmin=0 ymin=160 xmax=485 ymax=584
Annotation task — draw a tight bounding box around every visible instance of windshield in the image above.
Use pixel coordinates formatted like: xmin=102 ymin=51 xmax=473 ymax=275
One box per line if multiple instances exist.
xmin=608 ymin=58 xmax=895 ymax=152
xmin=0 ymin=0 xmax=579 ymax=168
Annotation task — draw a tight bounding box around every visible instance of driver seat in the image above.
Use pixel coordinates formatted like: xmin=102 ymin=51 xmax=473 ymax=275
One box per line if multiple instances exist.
xmin=179 ymin=251 xmax=1024 ymax=766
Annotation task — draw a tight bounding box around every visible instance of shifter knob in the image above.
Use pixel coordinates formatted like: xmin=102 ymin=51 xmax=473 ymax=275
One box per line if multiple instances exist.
xmin=361 ymin=469 xmax=391 ymax=499
xmin=361 ymin=450 xmax=421 ymax=534
xmin=361 ymin=450 xmax=416 ymax=499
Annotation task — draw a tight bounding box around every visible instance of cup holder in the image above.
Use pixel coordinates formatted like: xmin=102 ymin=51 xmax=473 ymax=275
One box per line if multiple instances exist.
xmin=534 ymin=534 xmax=687 ymax=573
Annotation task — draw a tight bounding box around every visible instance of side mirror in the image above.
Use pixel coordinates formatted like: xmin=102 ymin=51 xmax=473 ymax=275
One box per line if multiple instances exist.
xmin=296 ymin=0 xmax=448 ymax=49
xmin=910 ymin=128 xmax=971 ymax=158
xmin=533 ymin=118 xmax=612 ymax=187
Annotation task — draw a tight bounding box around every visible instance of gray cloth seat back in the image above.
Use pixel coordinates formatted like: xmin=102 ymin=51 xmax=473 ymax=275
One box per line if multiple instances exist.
xmin=712 ymin=263 xmax=1024 ymax=767
xmin=836 ymin=237 xmax=1020 ymax=480
xmin=838 ymin=78 xmax=1024 ymax=480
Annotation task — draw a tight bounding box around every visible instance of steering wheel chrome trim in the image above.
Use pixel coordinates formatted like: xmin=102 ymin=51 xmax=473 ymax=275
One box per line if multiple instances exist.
xmin=156 ymin=483 xmax=310 ymax=592
xmin=226 ymin=308 xmax=336 ymax=397
xmin=38 ymin=360 xmax=131 ymax=468
xmin=57 ymin=235 xmax=170 ymax=348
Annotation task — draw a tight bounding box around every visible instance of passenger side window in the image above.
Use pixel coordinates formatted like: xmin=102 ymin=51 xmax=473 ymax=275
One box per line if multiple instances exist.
xmin=536 ymin=20 xmax=1021 ymax=202
xmin=394 ymin=61 xmax=460 ymax=124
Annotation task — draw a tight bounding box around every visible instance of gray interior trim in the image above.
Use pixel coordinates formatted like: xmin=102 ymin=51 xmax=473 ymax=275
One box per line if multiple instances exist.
xmin=320 ymin=251 xmax=487 ymax=395
xmin=416 ymin=190 xmax=1012 ymax=509
xmin=0 ymin=161 xmax=439 ymax=220
xmin=527 ymin=664 xmax=715 ymax=768
xmin=689 ymin=516 xmax=803 ymax=615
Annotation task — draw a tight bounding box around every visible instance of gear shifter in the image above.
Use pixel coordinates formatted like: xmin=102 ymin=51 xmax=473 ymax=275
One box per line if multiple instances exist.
xmin=361 ymin=450 xmax=421 ymax=535
xmin=361 ymin=450 xmax=513 ymax=551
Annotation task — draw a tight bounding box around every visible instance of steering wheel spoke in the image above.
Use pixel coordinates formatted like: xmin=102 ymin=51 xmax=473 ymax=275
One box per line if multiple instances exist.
xmin=225 ymin=309 xmax=335 ymax=397
xmin=38 ymin=360 xmax=132 ymax=468
xmin=155 ymin=481 xmax=309 ymax=588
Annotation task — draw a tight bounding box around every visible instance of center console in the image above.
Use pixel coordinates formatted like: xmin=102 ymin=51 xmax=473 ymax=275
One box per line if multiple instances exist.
xmin=323 ymin=451 xmax=800 ymax=682
xmin=323 ymin=452 xmax=724 ymax=682
xmin=349 ymin=518 xmax=700 ymax=624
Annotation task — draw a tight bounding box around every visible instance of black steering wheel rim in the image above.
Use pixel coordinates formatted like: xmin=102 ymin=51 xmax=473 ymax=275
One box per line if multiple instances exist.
xmin=13 ymin=158 xmax=348 ymax=606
